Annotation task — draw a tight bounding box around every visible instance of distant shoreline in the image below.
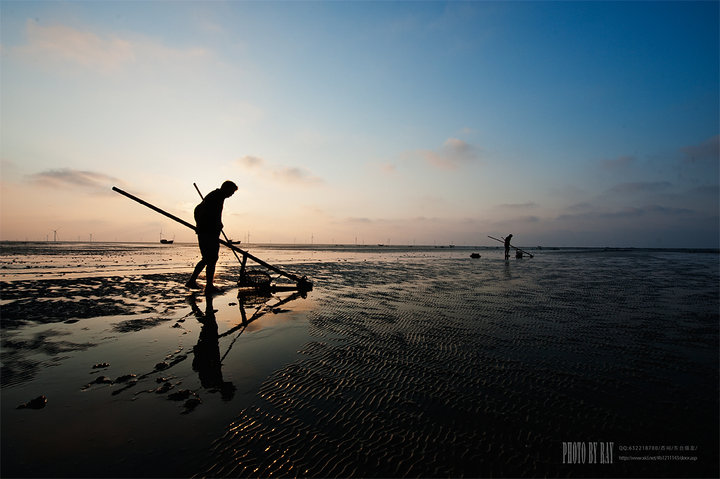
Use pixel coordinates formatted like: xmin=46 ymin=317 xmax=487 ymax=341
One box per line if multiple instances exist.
xmin=0 ymin=240 xmax=718 ymax=254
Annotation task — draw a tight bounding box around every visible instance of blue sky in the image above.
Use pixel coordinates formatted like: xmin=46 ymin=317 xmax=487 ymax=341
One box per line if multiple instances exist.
xmin=1 ymin=1 xmax=718 ymax=247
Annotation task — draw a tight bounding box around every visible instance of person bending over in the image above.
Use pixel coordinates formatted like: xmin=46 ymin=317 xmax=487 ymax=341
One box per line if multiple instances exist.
xmin=504 ymin=234 xmax=513 ymax=260
xmin=186 ymin=180 xmax=238 ymax=294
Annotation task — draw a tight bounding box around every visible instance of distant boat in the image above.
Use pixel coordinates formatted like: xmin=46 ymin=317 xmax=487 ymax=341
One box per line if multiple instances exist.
xmin=160 ymin=230 xmax=174 ymax=244
xmin=470 ymin=253 xmax=481 ymax=259
xmin=228 ymin=239 xmax=241 ymax=245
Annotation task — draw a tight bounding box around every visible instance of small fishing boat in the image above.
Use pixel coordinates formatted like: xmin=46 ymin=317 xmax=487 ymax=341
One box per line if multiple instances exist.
xmin=160 ymin=230 xmax=174 ymax=244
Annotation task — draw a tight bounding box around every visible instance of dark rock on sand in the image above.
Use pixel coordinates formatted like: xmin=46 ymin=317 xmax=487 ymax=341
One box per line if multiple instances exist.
xmin=182 ymin=397 xmax=202 ymax=413
xmin=111 ymin=379 xmax=139 ymax=396
xmin=91 ymin=376 xmax=114 ymax=385
xmin=155 ymin=382 xmax=174 ymax=394
xmin=17 ymin=395 xmax=47 ymax=409
xmin=154 ymin=361 xmax=169 ymax=371
xmin=114 ymin=317 xmax=176 ymax=333
xmin=167 ymin=354 xmax=187 ymax=367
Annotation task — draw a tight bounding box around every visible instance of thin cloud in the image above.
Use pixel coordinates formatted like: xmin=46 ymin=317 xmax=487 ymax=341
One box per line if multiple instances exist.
xmin=237 ymin=155 xmax=324 ymax=187
xmin=11 ymin=20 xmax=209 ymax=74
xmin=682 ymin=134 xmax=719 ymax=163
xmin=272 ymin=167 xmax=324 ymax=186
xmin=497 ymin=202 xmax=538 ymax=209
xmin=687 ymin=185 xmax=720 ymax=197
xmin=643 ymin=205 xmax=694 ymax=216
xmin=566 ymin=202 xmax=592 ymax=211
xmin=490 ymin=215 xmax=540 ymax=227
xmin=404 ymin=138 xmax=479 ymax=170
xmin=607 ymin=181 xmax=672 ymax=195
xmin=238 ymin=155 xmax=265 ymax=169
xmin=27 ymin=168 xmax=121 ymax=194
xmin=557 ymin=205 xmax=693 ymax=221
xmin=345 ymin=217 xmax=373 ymax=224
xmin=16 ymin=20 xmax=134 ymax=72
xmin=379 ymin=163 xmax=397 ymax=175
xmin=423 ymin=138 xmax=479 ymax=170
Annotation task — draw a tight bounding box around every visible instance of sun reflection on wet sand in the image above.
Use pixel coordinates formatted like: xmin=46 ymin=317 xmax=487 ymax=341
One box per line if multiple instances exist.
xmin=1 ymin=242 xmax=316 ymax=476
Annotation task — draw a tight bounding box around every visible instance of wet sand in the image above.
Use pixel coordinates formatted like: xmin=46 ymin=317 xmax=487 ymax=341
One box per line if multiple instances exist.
xmin=1 ymin=243 xmax=718 ymax=477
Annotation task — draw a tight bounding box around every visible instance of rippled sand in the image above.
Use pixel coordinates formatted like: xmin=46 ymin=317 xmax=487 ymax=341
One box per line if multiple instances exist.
xmin=1 ymin=244 xmax=718 ymax=477
xmin=195 ymin=250 xmax=719 ymax=477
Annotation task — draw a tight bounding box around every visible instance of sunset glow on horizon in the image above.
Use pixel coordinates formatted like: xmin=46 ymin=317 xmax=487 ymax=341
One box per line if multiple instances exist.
xmin=1 ymin=1 xmax=718 ymax=248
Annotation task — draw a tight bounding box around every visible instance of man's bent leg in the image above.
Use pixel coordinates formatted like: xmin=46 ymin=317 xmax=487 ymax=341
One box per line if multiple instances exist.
xmin=198 ymin=232 xmax=221 ymax=293
xmin=206 ymin=261 xmax=216 ymax=288
xmin=204 ymin=261 xmax=223 ymax=295
xmin=186 ymin=259 xmax=206 ymax=288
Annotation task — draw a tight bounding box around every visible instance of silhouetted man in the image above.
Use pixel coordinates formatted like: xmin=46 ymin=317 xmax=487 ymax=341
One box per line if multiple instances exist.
xmin=186 ymin=180 xmax=238 ymax=294
xmin=504 ymin=234 xmax=513 ymax=260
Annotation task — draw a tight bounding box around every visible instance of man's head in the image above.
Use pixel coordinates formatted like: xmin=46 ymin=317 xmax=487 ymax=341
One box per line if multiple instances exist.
xmin=220 ymin=180 xmax=238 ymax=197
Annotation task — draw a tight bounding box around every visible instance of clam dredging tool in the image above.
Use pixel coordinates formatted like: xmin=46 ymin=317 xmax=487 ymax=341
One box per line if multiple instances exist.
xmin=111 ymin=186 xmax=313 ymax=292
xmin=488 ymin=235 xmax=535 ymax=258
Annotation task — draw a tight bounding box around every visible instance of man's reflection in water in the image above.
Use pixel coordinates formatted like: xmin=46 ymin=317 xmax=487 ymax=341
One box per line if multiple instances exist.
xmin=188 ymin=294 xmax=236 ymax=401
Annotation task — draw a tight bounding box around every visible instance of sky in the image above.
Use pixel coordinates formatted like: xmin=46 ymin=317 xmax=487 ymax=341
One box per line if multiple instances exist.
xmin=1 ymin=1 xmax=718 ymax=248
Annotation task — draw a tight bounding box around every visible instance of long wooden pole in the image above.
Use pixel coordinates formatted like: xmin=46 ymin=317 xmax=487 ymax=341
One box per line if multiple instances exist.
xmin=487 ymin=235 xmax=535 ymax=258
xmin=112 ymin=186 xmax=309 ymax=285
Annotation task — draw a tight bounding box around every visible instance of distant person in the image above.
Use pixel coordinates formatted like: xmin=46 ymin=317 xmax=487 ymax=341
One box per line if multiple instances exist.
xmin=186 ymin=180 xmax=238 ymax=294
xmin=504 ymin=234 xmax=513 ymax=260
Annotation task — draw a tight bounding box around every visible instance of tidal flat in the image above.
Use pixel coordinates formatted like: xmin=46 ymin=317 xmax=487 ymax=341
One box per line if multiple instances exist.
xmin=1 ymin=242 xmax=718 ymax=477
